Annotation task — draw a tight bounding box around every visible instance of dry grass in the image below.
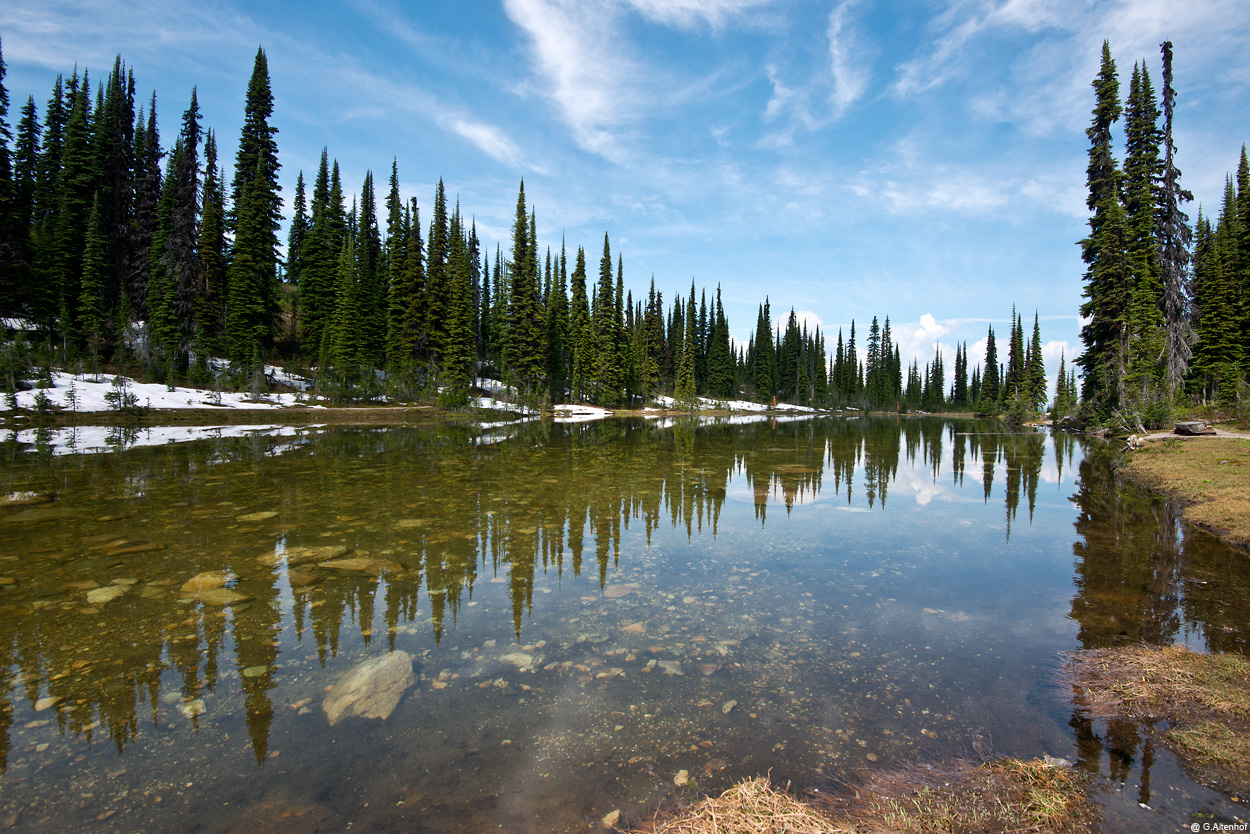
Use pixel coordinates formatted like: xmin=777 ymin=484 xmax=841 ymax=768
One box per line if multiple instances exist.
xmin=629 ymin=759 xmax=1095 ymax=834
xmin=1065 ymin=644 xmax=1250 ymax=791
xmin=1124 ymin=438 xmax=1250 ymax=548
xmin=642 ymin=777 xmax=847 ymax=834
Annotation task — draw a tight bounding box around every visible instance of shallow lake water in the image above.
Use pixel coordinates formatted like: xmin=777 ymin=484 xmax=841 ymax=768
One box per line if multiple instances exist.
xmin=0 ymin=415 xmax=1246 ymax=832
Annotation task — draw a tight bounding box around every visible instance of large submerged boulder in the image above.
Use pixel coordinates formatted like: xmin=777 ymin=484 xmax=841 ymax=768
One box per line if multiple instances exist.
xmin=323 ymin=651 xmax=416 ymax=726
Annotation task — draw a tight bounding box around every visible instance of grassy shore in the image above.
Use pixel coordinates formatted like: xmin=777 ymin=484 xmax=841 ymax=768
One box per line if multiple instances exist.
xmin=1123 ymin=436 xmax=1250 ymax=549
xmin=620 ymin=758 xmax=1095 ymax=834
xmin=1065 ymin=645 xmax=1250 ymax=794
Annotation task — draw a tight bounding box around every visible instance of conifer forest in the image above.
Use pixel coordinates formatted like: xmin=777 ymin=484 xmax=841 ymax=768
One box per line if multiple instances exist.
xmin=0 ymin=37 xmax=1244 ymax=424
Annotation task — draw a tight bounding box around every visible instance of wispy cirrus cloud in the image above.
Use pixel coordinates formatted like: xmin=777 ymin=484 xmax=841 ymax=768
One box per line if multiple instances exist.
xmin=827 ymin=0 xmax=872 ymax=116
xmin=624 ymin=0 xmax=773 ymax=30
xmin=502 ymin=0 xmax=775 ymax=161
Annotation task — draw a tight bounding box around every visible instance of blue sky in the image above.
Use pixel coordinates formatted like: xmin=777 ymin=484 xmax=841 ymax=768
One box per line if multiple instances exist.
xmin=4 ymin=0 xmax=1249 ymax=396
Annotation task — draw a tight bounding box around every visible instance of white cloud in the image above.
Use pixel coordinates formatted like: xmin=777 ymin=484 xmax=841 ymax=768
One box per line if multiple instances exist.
xmin=624 ymin=0 xmax=773 ymax=30
xmin=827 ymin=0 xmax=872 ymax=116
xmin=771 ymin=309 xmax=824 ymax=338
xmin=441 ymin=117 xmax=527 ymax=169
xmin=502 ymin=0 xmax=647 ymax=160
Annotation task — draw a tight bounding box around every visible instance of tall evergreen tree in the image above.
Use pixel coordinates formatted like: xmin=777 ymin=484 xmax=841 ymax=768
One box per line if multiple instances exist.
xmin=675 ymin=293 xmax=697 ymax=407
xmin=128 ymin=95 xmax=160 ymax=318
xmin=751 ymin=300 xmax=775 ymax=399
xmin=568 ymin=246 xmax=592 ymax=401
xmin=544 ymin=239 xmax=569 ymax=402
xmin=1078 ymin=41 xmax=1130 ymax=416
xmin=195 ymin=129 xmax=225 ymax=357
xmin=77 ymin=193 xmax=108 ymax=360
xmin=286 ymin=170 xmax=308 ymax=286
xmin=152 ymin=89 xmax=202 ymax=372
xmin=592 ymin=233 xmax=620 ymax=404
xmin=225 ymin=48 xmax=282 ymax=367
xmin=504 ymin=180 xmax=543 ymax=388
xmin=1158 ymin=41 xmax=1194 ymax=395
xmin=1026 ymin=312 xmax=1046 ymax=410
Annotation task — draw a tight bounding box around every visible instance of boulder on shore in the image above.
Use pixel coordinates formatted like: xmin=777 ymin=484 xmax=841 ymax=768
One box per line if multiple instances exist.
xmin=323 ymin=651 xmax=415 ymax=726
xmin=1174 ymin=422 xmax=1215 ymax=436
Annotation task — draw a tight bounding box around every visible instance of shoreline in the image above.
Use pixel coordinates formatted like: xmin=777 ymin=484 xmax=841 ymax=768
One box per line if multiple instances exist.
xmin=1122 ymin=432 xmax=1250 ymax=550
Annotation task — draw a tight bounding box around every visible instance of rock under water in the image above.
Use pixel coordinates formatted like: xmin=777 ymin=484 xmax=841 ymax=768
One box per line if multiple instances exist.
xmin=322 ymin=651 xmax=416 ymax=726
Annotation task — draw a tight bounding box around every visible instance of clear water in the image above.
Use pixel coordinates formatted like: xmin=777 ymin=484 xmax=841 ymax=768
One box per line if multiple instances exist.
xmin=0 ymin=416 xmax=1246 ymax=832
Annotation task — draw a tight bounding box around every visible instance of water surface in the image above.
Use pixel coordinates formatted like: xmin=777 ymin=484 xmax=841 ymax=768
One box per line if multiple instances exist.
xmin=0 ymin=416 xmax=1246 ymax=832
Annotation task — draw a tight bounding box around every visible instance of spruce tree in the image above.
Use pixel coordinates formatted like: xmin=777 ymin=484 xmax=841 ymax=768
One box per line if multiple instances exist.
xmin=128 ymin=96 xmax=160 ymax=318
xmin=286 ymin=170 xmax=308 ymax=285
xmin=154 ymin=89 xmax=202 ymax=373
xmin=195 ymin=129 xmax=225 ymax=358
xmin=752 ymin=300 xmax=775 ymax=399
xmin=226 ymin=48 xmax=281 ymax=368
xmin=1026 ymin=312 xmax=1046 ymax=410
xmin=1158 ymin=41 xmax=1194 ymax=395
xmin=592 ymin=234 xmax=620 ymax=404
xmin=77 ymin=193 xmax=108 ymax=362
xmin=299 ymin=151 xmax=344 ymax=356
xmin=568 ymin=246 xmax=592 ymax=401
xmin=504 ymin=180 xmax=543 ymax=388
xmin=1078 ymin=41 xmax=1130 ymax=417
xmin=675 ymin=293 xmax=696 ymax=407
xmin=544 ymin=239 xmax=569 ymax=402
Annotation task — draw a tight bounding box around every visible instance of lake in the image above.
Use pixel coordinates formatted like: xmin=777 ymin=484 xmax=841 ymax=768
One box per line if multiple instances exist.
xmin=0 ymin=415 xmax=1246 ymax=832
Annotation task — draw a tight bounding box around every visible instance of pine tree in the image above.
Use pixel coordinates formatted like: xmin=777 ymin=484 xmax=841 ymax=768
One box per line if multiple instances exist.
xmin=355 ymin=171 xmax=384 ymax=365
xmin=568 ymin=246 xmax=592 ymax=401
xmin=55 ymin=70 xmax=96 ymax=346
xmin=1026 ymin=312 xmax=1046 ymax=410
xmin=675 ymin=293 xmax=696 ymax=407
xmin=128 ymin=96 xmax=160 ymax=319
xmin=752 ymin=300 xmax=775 ymax=399
xmin=1078 ymin=41 xmax=1131 ymax=417
xmin=592 ymin=233 xmax=620 ymax=404
xmin=93 ymin=56 xmax=136 ymax=323
xmin=504 ymin=181 xmax=543 ymax=388
xmin=1121 ymin=60 xmax=1165 ymax=401
xmin=1158 ymin=41 xmax=1194 ymax=395
xmin=153 ymin=89 xmax=202 ymax=373
xmin=544 ymin=240 xmax=569 ymax=402
xmin=225 ymin=48 xmax=282 ymax=367
xmin=977 ymin=324 xmax=1000 ymax=414
xmin=441 ymin=209 xmax=475 ymax=390
xmin=707 ymin=286 xmax=734 ymax=398
xmin=195 ymin=129 xmax=225 ymax=357
xmin=300 ymin=152 xmax=344 ymax=356
xmin=77 ymin=193 xmax=108 ymax=361
xmin=286 ymin=170 xmax=308 ymax=285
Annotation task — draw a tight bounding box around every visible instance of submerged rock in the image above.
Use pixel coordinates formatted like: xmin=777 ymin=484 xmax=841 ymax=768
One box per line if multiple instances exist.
xmin=258 ymin=545 xmax=348 ymax=568
xmin=237 ymin=510 xmax=279 ymax=523
xmin=603 ymin=584 xmax=634 ymax=599
xmin=318 ymin=557 xmax=403 ymax=574
xmin=0 ymin=491 xmax=53 ymax=507
xmin=180 ymin=571 xmax=233 ymax=595
xmin=194 ymin=588 xmax=251 ymax=606
xmin=86 ymin=585 xmax=129 ymax=605
xmin=500 ymin=652 xmax=536 ymax=670
xmin=177 ymin=699 xmax=207 ymax=719
xmin=659 ymin=661 xmax=684 ymax=676
xmin=323 ymin=651 xmax=416 ymax=726
xmin=286 ymin=570 xmax=319 ymax=588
